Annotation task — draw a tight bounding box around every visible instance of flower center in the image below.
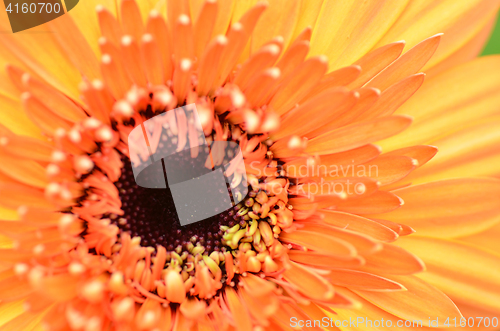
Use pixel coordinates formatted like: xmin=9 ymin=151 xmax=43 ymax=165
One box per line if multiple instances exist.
xmin=111 ymin=155 xmax=250 ymax=254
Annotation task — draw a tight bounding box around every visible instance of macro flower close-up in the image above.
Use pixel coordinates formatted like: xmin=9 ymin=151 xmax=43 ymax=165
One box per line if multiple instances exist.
xmin=0 ymin=0 xmax=500 ymax=330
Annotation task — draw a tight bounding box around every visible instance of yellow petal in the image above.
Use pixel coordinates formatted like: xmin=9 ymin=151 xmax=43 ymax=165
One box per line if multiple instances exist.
xmin=376 ymin=0 xmax=499 ymax=69
xmin=0 ymin=13 xmax=81 ymax=100
xmin=208 ymin=0 xmax=234 ymax=37
xmin=250 ymin=0 xmax=300 ymax=52
xmin=380 ymin=178 xmax=500 ymax=238
xmin=310 ymin=0 xmax=410 ymax=71
xmin=0 ymin=301 xmax=24 ymax=328
xmin=0 ymin=235 xmax=14 ymax=250
xmin=0 ymin=95 xmax=42 ymax=139
xmin=378 ymin=56 xmax=500 ymax=151
xmin=459 ymin=222 xmax=500 ymax=255
xmin=396 ymin=236 xmax=500 ymax=314
xmin=332 ymin=288 xmax=428 ymax=331
xmin=231 ymin=0 xmax=259 ymax=23
xmin=404 ymin=121 xmax=500 ymax=184
xmin=290 ymin=0 xmax=323 ymax=42
xmin=47 ymin=14 xmax=100 ymax=80
xmin=426 ymin=15 xmax=496 ymax=78
xmin=0 ymin=308 xmax=48 ymax=331
xmin=355 ymin=274 xmax=462 ymax=327
xmin=68 ymin=0 xmax=117 ymax=57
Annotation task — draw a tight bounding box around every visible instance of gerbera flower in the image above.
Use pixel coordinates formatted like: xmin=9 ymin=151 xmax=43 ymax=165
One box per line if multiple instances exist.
xmin=0 ymin=0 xmax=499 ymax=330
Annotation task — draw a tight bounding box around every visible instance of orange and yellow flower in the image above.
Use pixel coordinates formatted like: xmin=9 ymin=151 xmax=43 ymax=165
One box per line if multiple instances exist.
xmin=0 ymin=0 xmax=500 ymax=330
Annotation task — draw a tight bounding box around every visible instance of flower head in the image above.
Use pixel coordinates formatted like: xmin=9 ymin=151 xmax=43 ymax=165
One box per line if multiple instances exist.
xmin=0 ymin=0 xmax=500 ymax=330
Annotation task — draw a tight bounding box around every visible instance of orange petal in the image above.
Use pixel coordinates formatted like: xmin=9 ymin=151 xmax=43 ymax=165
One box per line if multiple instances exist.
xmin=303 ymin=116 xmax=412 ymax=156
xmin=283 ymin=261 xmax=334 ymax=301
xmin=165 ymin=270 xmax=186 ymax=303
xmin=216 ymin=3 xmax=267 ymax=86
xmin=0 ymin=270 xmax=32 ymax=301
xmin=141 ymin=34 xmax=165 ymax=85
xmin=0 ymin=150 xmax=48 ymax=188
xmin=234 ymin=44 xmax=281 ymax=91
xmin=334 ymin=191 xmax=402 ymax=215
xmin=146 ymin=11 xmax=173 ymax=80
xmin=358 ymin=73 xmax=425 ymax=121
xmin=269 ymin=56 xmax=328 ymax=115
xmin=347 ymin=41 xmax=405 ymax=89
xmin=120 ymin=0 xmax=145 ymax=42
xmin=320 ymin=211 xmax=398 ymax=242
xmin=100 ymin=54 xmax=133 ymax=100
xmin=120 ymin=35 xmax=148 ymax=87
xmin=327 ymin=269 xmax=405 ymax=291
xmin=96 ymin=5 xmax=122 ymax=46
xmin=275 ymin=40 xmax=309 ymax=81
xmin=381 ymin=178 xmax=500 ymax=238
xmin=23 ymin=75 xmax=87 ymax=123
xmin=197 ymin=36 xmax=227 ymax=97
xmin=244 ymin=67 xmax=281 ymax=108
xmin=366 ymin=34 xmax=441 ymax=91
xmin=224 ymin=287 xmax=252 ymax=331
xmin=288 ymin=250 xmax=365 ymax=269
xmin=355 ymin=275 xmax=462 ymax=326
xmin=384 ymin=145 xmax=437 ymax=168
xmin=322 ymin=87 xmax=381 ymax=131
xmin=192 ymin=0 xmax=218 ymax=60
xmin=297 ymin=223 xmax=381 ymax=254
xmin=272 ymin=87 xmax=355 ymax=140
xmin=0 ymin=135 xmax=53 ymax=162
xmin=280 ymin=230 xmax=356 ymax=259
xmin=284 ymin=144 xmax=381 ymax=178
xmin=295 ymin=177 xmax=379 ymax=201
xmin=358 ymin=155 xmax=416 ymax=186
xmin=0 ymin=183 xmax=54 ymax=210
xmin=305 ymin=65 xmax=361 ymax=100
xmin=359 ymin=243 xmax=425 ymax=275
xmin=22 ymin=93 xmax=72 ymax=136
